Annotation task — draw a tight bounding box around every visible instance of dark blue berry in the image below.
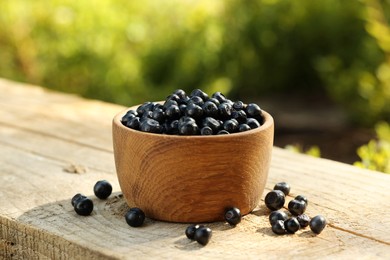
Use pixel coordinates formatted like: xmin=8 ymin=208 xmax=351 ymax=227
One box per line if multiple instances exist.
xmin=231 ymin=110 xmax=247 ymax=124
xmin=165 ymin=104 xmax=181 ymax=119
xmin=269 ymin=210 xmax=289 ymax=225
xmin=272 ymin=220 xmax=286 ymax=235
xmin=274 ymin=182 xmax=290 ymax=196
xmin=309 ymin=215 xmax=326 ymax=234
xmin=189 ymin=96 xmax=204 ymax=106
xmin=246 ymin=118 xmax=261 ymax=129
xmin=288 ymin=199 xmax=307 ymax=216
xmin=246 ymin=103 xmax=262 ymax=118
xmin=125 ymin=207 xmax=145 ymax=227
xmin=121 ymin=110 xmax=138 ymax=125
xmin=74 ymin=197 xmax=93 ymax=216
xmin=224 ymin=207 xmax=241 ymax=226
xmin=179 ymin=121 xmax=199 ymax=135
xmin=136 ymin=102 xmax=155 ymax=116
xmin=233 ymin=100 xmax=245 ymax=110
xmin=265 ymin=190 xmax=285 ymax=211
xmin=185 ymin=103 xmax=203 ymax=119
xmin=297 ymin=214 xmax=310 ymax=228
xmin=71 ymin=193 xmax=86 ymax=207
xmin=202 ymin=117 xmax=221 ymax=133
xmin=166 ymin=93 xmax=181 ymax=103
xmin=190 ymin=89 xmax=209 ymax=101
xmin=164 ymin=120 xmax=179 ymax=135
xmin=217 ymin=130 xmax=230 ymax=135
xmin=208 ymin=97 xmax=220 ymax=106
xmin=223 ymin=119 xmax=239 ymax=133
xmin=179 ymin=116 xmax=196 ymax=125
xmin=163 ymin=99 xmax=178 ymax=109
xmin=185 ymin=224 xmax=204 ymax=240
xmin=295 ymin=195 xmax=308 ymax=205
xmin=140 ymin=118 xmax=163 ymax=133
xmin=218 ymin=102 xmax=233 ymax=119
xmin=284 ymin=217 xmax=300 ymax=234
xmin=212 ymin=91 xmax=227 ymax=103
xmin=238 ymin=123 xmax=251 ymax=132
xmin=179 ymin=104 xmax=187 ymax=114
xmin=173 ymin=89 xmax=187 ymax=99
xmin=140 ymin=111 xmax=153 ymax=122
xmin=152 ymin=108 xmax=165 ymax=122
xmin=202 ymin=100 xmax=219 ymax=117
xmin=201 ymin=126 xmax=213 ymax=135
xmin=194 ymin=226 xmax=212 ymax=245
xmin=126 ymin=117 xmax=140 ymax=130
xmin=93 ymin=180 xmax=112 ymax=200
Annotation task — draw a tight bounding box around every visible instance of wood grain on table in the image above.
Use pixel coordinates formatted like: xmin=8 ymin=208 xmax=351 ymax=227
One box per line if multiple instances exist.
xmin=0 ymin=78 xmax=389 ymax=259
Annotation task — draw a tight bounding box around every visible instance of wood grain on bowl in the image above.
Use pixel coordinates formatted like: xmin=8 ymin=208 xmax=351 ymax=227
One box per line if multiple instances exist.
xmin=113 ymin=107 xmax=274 ymax=223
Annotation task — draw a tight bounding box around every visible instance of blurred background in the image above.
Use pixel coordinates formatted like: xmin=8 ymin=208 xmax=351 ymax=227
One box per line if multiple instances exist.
xmin=0 ymin=0 xmax=389 ymax=172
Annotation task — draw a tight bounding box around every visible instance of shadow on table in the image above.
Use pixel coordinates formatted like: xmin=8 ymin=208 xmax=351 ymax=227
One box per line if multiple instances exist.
xmin=16 ymin=192 xmax=275 ymax=254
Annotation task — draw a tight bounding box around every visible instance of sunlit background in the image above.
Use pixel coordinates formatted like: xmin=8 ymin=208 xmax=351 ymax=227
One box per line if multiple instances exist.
xmin=0 ymin=0 xmax=389 ymax=171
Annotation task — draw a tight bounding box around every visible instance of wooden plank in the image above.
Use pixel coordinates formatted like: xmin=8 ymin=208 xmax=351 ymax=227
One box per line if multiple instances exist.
xmin=1 ymin=78 xmax=390 ymax=258
xmin=0 ymin=78 xmax=122 ymax=152
xmin=1 ymin=146 xmax=389 ymax=259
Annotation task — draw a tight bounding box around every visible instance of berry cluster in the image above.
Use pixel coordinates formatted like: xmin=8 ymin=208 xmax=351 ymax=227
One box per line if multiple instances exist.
xmin=265 ymin=182 xmax=326 ymax=235
xmin=121 ymin=89 xmax=264 ymax=135
xmin=185 ymin=207 xmax=242 ymax=246
xmin=71 ymin=180 xmax=113 ymax=216
xmin=185 ymin=225 xmax=212 ymax=246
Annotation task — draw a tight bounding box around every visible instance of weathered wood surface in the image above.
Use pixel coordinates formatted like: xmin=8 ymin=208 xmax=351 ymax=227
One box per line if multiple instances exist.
xmin=0 ymin=78 xmax=389 ymax=259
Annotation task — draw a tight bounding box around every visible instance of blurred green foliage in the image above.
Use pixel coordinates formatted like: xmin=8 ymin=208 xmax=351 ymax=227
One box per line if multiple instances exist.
xmin=284 ymin=144 xmax=321 ymax=158
xmin=354 ymin=121 xmax=390 ymax=173
xmin=0 ymin=0 xmax=389 ymax=125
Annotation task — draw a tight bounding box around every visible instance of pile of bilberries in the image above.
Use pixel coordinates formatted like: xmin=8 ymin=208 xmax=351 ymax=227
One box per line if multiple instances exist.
xmin=265 ymin=182 xmax=326 ymax=235
xmin=121 ymin=89 xmax=264 ymax=135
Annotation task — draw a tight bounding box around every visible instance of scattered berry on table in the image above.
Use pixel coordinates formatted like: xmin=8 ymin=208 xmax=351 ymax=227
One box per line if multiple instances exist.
xmin=284 ymin=217 xmax=300 ymax=234
xmin=288 ymin=199 xmax=307 ymax=216
xmin=194 ymin=226 xmax=212 ymax=245
xmin=125 ymin=207 xmax=145 ymax=227
xmin=273 ymin=182 xmax=291 ymax=196
xmin=295 ymin=195 xmax=308 ymax=205
xmin=93 ymin=180 xmax=112 ymax=200
xmin=71 ymin=193 xmax=86 ymax=207
xmin=272 ymin=220 xmax=286 ymax=235
xmin=297 ymin=214 xmax=311 ymax=228
xmin=185 ymin=224 xmax=204 ymax=240
xmin=224 ymin=207 xmax=242 ymax=226
xmin=309 ymin=215 xmax=326 ymax=234
xmin=74 ymin=197 xmax=94 ymax=216
xmin=264 ymin=190 xmax=286 ymax=211
xmin=269 ymin=210 xmax=289 ymax=225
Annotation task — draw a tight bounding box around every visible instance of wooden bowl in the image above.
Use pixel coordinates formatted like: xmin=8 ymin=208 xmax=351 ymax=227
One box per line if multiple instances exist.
xmin=112 ymin=106 xmax=274 ymax=223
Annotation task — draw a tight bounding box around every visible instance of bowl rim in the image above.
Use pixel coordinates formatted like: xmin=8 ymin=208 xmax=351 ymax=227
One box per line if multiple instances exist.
xmin=113 ymin=104 xmax=274 ymax=140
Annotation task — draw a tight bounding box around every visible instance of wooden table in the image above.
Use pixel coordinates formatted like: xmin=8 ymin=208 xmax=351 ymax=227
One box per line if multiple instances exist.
xmin=0 ymin=78 xmax=389 ymax=259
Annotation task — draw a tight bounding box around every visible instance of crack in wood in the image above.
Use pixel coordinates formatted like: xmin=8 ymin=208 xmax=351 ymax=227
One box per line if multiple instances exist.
xmin=327 ymin=223 xmax=390 ymax=246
